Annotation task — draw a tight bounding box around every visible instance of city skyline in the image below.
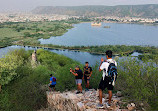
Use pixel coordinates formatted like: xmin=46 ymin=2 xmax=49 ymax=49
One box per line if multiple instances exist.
xmin=0 ymin=0 xmax=158 ymax=12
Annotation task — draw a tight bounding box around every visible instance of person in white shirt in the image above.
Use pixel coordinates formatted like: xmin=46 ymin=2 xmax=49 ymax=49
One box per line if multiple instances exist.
xmin=97 ymin=50 xmax=117 ymax=109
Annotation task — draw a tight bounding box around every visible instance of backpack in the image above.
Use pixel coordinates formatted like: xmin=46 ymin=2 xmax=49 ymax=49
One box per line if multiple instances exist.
xmin=107 ymin=61 xmax=118 ymax=82
xmin=52 ymin=77 xmax=56 ymax=82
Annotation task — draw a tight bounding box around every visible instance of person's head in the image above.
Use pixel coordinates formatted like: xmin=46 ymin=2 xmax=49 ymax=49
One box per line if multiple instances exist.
xmin=106 ymin=50 xmax=112 ymax=59
xmin=50 ymin=74 xmax=52 ymax=77
xmin=85 ymin=62 xmax=89 ymax=67
xmin=75 ymin=65 xmax=80 ymax=70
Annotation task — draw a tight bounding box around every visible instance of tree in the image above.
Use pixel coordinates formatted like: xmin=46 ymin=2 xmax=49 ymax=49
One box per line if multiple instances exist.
xmin=0 ymin=53 xmax=24 ymax=91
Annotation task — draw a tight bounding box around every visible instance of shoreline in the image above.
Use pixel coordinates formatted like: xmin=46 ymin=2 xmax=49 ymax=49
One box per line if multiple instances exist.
xmin=81 ymin=21 xmax=158 ymax=26
xmin=1 ymin=43 xmax=153 ymax=56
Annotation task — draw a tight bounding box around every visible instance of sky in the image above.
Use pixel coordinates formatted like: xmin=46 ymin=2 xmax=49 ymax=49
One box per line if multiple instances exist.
xmin=0 ymin=0 xmax=158 ymax=12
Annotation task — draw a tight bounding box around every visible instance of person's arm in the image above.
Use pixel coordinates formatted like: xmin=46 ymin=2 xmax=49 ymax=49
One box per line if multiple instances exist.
xmin=99 ymin=57 xmax=105 ymax=72
xmin=49 ymin=78 xmax=52 ymax=86
xmin=83 ymin=67 xmax=85 ymax=75
xmin=89 ymin=67 xmax=92 ymax=77
xmin=72 ymin=72 xmax=78 ymax=76
xmin=70 ymin=69 xmax=78 ymax=76
xmin=83 ymin=68 xmax=85 ymax=79
xmin=49 ymin=77 xmax=52 ymax=83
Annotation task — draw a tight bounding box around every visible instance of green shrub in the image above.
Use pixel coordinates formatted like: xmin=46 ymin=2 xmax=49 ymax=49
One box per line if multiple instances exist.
xmin=115 ymin=58 xmax=158 ymax=110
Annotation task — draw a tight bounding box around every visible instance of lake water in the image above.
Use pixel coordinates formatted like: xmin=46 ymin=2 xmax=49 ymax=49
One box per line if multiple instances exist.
xmin=1 ymin=23 xmax=155 ymax=66
xmin=0 ymin=46 xmax=105 ymax=66
xmin=39 ymin=22 xmax=158 ymax=46
xmin=0 ymin=45 xmax=140 ymax=66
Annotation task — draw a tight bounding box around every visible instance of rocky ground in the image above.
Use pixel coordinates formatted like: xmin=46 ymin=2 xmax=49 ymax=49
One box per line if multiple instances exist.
xmin=40 ymin=89 xmax=146 ymax=111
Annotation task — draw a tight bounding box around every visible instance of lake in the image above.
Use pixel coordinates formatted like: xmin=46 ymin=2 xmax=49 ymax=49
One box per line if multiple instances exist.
xmin=0 ymin=22 xmax=156 ymax=66
xmin=0 ymin=45 xmax=140 ymax=66
xmin=39 ymin=22 xmax=158 ymax=46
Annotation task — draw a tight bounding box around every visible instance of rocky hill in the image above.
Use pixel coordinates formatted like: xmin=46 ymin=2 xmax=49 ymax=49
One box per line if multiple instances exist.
xmin=32 ymin=4 xmax=158 ymax=18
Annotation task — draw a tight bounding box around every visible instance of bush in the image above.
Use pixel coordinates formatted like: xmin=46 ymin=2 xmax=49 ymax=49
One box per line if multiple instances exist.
xmin=115 ymin=58 xmax=158 ymax=110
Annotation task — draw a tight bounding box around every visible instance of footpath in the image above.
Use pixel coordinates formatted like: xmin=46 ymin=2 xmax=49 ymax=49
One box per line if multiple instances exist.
xmin=40 ymin=89 xmax=145 ymax=111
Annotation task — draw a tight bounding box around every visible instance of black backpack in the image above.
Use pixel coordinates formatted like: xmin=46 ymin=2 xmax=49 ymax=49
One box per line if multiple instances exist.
xmin=107 ymin=61 xmax=118 ymax=82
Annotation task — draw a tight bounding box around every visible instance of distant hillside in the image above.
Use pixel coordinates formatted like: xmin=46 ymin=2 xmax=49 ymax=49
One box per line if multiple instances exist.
xmin=32 ymin=4 xmax=158 ymax=18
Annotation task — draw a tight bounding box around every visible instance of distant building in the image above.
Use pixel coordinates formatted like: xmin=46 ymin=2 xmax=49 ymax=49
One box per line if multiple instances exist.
xmin=91 ymin=22 xmax=102 ymax=26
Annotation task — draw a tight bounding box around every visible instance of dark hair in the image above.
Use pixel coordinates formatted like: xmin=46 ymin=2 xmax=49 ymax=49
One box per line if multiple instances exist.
xmin=85 ymin=62 xmax=89 ymax=64
xmin=50 ymin=74 xmax=52 ymax=77
xmin=106 ymin=50 xmax=112 ymax=58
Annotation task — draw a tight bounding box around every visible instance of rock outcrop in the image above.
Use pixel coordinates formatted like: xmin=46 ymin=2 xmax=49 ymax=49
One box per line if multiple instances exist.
xmin=44 ymin=89 xmax=141 ymax=111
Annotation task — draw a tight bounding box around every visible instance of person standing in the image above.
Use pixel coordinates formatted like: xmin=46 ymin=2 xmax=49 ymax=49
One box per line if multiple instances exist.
xmin=83 ymin=62 xmax=92 ymax=91
xmin=49 ymin=74 xmax=57 ymax=91
xmin=97 ymin=50 xmax=117 ymax=108
xmin=70 ymin=66 xmax=83 ymax=94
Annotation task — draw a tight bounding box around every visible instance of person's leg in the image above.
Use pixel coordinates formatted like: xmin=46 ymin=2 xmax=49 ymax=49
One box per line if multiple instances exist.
xmin=87 ymin=76 xmax=90 ymax=89
xmin=107 ymin=77 xmax=113 ymax=105
xmin=49 ymin=87 xmax=52 ymax=91
xmin=108 ymin=90 xmax=112 ymax=104
xmin=98 ymin=78 xmax=105 ymax=104
xmin=78 ymin=79 xmax=82 ymax=92
xmin=75 ymin=79 xmax=79 ymax=91
xmin=77 ymin=85 xmax=79 ymax=91
xmin=78 ymin=83 xmax=82 ymax=92
xmin=53 ymin=86 xmax=55 ymax=91
xmin=49 ymin=85 xmax=53 ymax=91
xmin=84 ymin=76 xmax=88 ymax=88
xmin=99 ymin=89 xmax=103 ymax=104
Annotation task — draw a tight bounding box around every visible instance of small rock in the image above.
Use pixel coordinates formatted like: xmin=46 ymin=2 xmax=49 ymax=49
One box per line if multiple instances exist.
xmin=127 ymin=106 xmax=135 ymax=111
xmin=85 ymin=91 xmax=93 ymax=97
xmin=86 ymin=108 xmax=97 ymax=111
xmin=67 ymin=92 xmax=78 ymax=100
xmin=127 ymin=103 xmax=136 ymax=111
xmin=96 ymin=99 xmax=99 ymax=103
xmin=131 ymin=103 xmax=135 ymax=107
xmin=108 ymin=105 xmax=116 ymax=110
xmin=140 ymin=103 xmax=144 ymax=106
xmin=113 ymin=98 xmax=121 ymax=104
xmin=121 ymin=109 xmax=129 ymax=111
xmin=102 ymin=98 xmax=105 ymax=103
xmin=77 ymin=102 xmax=85 ymax=110
xmin=116 ymin=91 xmax=122 ymax=97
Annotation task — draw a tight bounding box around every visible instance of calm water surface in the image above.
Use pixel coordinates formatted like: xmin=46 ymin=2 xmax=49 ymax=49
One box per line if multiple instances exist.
xmin=0 ymin=46 xmax=140 ymax=66
xmin=39 ymin=23 xmax=158 ymax=46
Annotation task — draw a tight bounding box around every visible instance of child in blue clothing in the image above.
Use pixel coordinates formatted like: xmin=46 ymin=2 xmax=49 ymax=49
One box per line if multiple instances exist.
xmin=49 ymin=74 xmax=57 ymax=91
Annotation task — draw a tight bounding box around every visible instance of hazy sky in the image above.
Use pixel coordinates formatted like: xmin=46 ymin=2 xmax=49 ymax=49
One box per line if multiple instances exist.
xmin=0 ymin=0 xmax=158 ymax=12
